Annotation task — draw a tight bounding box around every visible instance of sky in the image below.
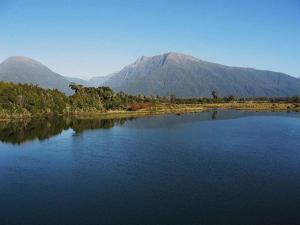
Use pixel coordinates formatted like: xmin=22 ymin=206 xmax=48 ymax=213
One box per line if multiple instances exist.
xmin=0 ymin=0 xmax=299 ymax=79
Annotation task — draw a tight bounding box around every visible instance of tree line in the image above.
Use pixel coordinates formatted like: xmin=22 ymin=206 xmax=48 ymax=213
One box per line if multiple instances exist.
xmin=0 ymin=81 xmax=299 ymax=118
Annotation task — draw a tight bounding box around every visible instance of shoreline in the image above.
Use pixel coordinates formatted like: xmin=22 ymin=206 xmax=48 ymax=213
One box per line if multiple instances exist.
xmin=201 ymin=102 xmax=300 ymax=112
xmin=0 ymin=104 xmax=205 ymax=122
xmin=0 ymin=102 xmax=299 ymax=122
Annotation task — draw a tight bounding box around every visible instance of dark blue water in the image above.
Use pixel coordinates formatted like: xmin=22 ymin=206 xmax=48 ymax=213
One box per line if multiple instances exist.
xmin=0 ymin=110 xmax=300 ymax=225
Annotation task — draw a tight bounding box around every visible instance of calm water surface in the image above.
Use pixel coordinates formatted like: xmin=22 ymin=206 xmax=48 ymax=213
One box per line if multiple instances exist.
xmin=0 ymin=110 xmax=300 ymax=225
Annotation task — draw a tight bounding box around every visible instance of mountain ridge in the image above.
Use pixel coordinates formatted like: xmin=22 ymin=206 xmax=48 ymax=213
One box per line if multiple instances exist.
xmin=98 ymin=52 xmax=300 ymax=97
xmin=1 ymin=53 xmax=299 ymax=97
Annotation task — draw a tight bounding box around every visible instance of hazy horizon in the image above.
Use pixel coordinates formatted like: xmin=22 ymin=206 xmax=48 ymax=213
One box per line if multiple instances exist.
xmin=0 ymin=0 xmax=299 ymax=79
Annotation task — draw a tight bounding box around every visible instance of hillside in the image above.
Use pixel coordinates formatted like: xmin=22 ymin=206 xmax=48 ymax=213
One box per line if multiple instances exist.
xmin=89 ymin=74 xmax=113 ymax=87
xmin=96 ymin=52 xmax=300 ymax=97
xmin=65 ymin=76 xmax=91 ymax=87
xmin=0 ymin=56 xmax=72 ymax=94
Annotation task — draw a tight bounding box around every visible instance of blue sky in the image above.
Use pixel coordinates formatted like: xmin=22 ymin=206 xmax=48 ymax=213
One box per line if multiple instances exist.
xmin=0 ymin=0 xmax=299 ymax=78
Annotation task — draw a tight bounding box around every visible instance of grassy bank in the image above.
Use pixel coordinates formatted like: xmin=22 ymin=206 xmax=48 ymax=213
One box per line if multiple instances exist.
xmin=69 ymin=103 xmax=205 ymax=119
xmin=68 ymin=102 xmax=300 ymax=121
xmin=202 ymin=101 xmax=300 ymax=112
xmin=1 ymin=102 xmax=300 ymax=121
xmin=0 ymin=103 xmax=205 ymax=121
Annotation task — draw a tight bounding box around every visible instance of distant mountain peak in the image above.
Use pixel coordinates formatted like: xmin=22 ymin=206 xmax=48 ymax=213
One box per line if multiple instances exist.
xmin=132 ymin=52 xmax=200 ymax=67
xmin=1 ymin=56 xmax=47 ymax=71
xmin=164 ymin=52 xmax=200 ymax=63
xmin=0 ymin=55 xmax=72 ymax=94
xmin=164 ymin=51 xmax=189 ymax=57
xmin=4 ymin=56 xmax=37 ymax=64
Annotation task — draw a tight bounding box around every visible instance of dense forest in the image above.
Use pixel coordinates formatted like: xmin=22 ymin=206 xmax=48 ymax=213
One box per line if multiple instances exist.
xmin=0 ymin=81 xmax=164 ymax=118
xmin=0 ymin=81 xmax=300 ymax=118
xmin=0 ymin=82 xmax=68 ymax=117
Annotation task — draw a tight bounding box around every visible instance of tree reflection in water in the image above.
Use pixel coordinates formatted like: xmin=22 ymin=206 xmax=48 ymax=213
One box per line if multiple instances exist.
xmin=0 ymin=116 xmax=133 ymax=145
xmin=1 ymin=110 xmax=296 ymax=145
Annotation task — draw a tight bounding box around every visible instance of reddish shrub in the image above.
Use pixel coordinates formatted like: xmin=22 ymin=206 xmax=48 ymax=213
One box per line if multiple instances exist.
xmin=128 ymin=102 xmax=151 ymax=111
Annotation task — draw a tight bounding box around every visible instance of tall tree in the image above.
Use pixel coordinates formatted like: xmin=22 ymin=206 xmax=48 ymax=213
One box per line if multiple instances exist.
xmin=212 ymin=90 xmax=218 ymax=99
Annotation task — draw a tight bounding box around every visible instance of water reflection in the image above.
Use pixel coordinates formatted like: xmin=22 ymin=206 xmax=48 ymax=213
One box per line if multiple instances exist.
xmin=211 ymin=110 xmax=218 ymax=120
xmin=0 ymin=110 xmax=299 ymax=145
xmin=0 ymin=116 xmax=131 ymax=145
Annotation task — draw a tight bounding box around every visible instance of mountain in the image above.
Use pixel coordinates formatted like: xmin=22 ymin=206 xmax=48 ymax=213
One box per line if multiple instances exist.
xmin=0 ymin=56 xmax=72 ymax=94
xmin=89 ymin=74 xmax=113 ymax=87
xmin=98 ymin=52 xmax=300 ymax=97
xmin=1 ymin=54 xmax=299 ymax=98
xmin=65 ymin=76 xmax=91 ymax=86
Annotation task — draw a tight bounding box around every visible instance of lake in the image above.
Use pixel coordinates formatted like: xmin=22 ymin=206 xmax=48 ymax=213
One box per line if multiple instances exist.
xmin=0 ymin=110 xmax=300 ymax=225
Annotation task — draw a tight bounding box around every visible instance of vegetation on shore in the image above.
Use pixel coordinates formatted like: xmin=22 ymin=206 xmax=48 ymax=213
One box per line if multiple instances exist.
xmin=0 ymin=81 xmax=299 ymax=120
xmin=0 ymin=82 xmax=67 ymax=119
xmin=202 ymin=102 xmax=300 ymax=112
